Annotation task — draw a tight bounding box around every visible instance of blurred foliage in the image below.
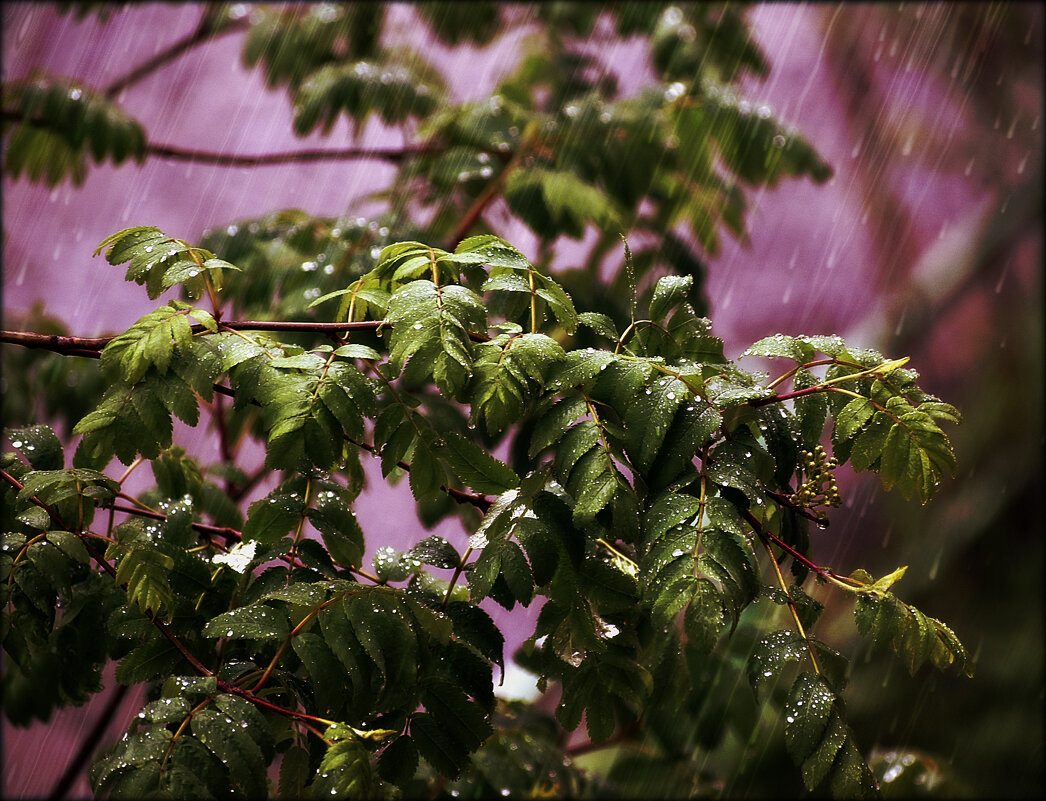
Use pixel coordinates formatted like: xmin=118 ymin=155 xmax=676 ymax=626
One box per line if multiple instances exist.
xmin=1 ymin=304 xmax=109 ymax=432
xmin=1 ymin=71 xmax=146 ymax=187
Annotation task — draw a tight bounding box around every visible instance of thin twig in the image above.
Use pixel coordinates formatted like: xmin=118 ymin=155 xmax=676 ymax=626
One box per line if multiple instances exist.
xmin=742 ymin=508 xmax=858 ymax=590
xmin=146 ymin=142 xmax=444 ymax=167
xmin=449 ymin=123 xmax=537 ymax=247
xmin=103 ymin=13 xmax=248 ymax=98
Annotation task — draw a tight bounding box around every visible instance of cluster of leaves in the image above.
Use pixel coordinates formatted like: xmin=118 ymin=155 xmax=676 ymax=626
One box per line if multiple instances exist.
xmin=1 ymin=70 xmax=146 ymax=187
xmin=1 ymin=222 xmax=969 ymax=799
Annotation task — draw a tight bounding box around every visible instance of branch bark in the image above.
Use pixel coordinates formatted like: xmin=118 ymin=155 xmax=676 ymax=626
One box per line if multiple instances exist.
xmin=145 ymin=142 xmax=444 ymax=167
xmin=103 ymin=11 xmax=249 ymax=99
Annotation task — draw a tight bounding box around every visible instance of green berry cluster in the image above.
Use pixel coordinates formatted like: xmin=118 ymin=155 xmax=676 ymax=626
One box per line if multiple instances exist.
xmin=790 ymin=444 xmax=842 ymax=511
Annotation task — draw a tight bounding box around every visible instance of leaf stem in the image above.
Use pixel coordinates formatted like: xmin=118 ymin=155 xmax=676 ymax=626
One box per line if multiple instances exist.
xmin=116 ymin=457 xmax=146 ymax=485
xmin=760 ymin=535 xmax=821 ymax=675
xmin=441 ymin=545 xmax=473 ymax=610
xmin=741 ymin=507 xmax=856 ymax=590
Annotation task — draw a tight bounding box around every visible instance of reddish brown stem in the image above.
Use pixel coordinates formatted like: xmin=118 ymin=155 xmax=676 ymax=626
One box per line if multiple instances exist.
xmin=742 ymin=508 xmax=849 ymax=584
xmin=146 ymin=142 xmax=444 ymax=167
xmin=748 ymin=384 xmax=830 ymax=407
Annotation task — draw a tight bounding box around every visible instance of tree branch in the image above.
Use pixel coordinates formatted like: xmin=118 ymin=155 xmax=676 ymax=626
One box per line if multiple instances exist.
xmin=742 ymin=507 xmax=857 ymax=589
xmin=0 ymin=329 xmax=109 ymax=355
xmin=103 ymin=12 xmax=249 ymax=99
xmin=449 ymin=123 xmax=537 ymax=247
xmin=145 ymin=141 xmax=444 ymax=167
xmin=1 ymin=110 xmax=453 ymax=166
xmin=0 ymin=321 xmax=384 ymax=357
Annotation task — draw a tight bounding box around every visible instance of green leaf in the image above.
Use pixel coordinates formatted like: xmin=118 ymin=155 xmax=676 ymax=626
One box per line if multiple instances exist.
xmin=445 ymin=601 xmax=505 ymax=674
xmin=743 ymin=333 xmax=815 ymax=362
xmin=832 ymin=396 xmax=876 ymax=447
xmin=624 ymin=374 xmax=690 ymax=473
xmin=385 ymin=280 xmax=485 ymax=397
xmin=376 ymin=736 xmax=419 ymax=784
xmin=203 ymin=603 xmax=289 ymax=641
xmin=243 ymin=482 xmax=308 ymax=544
xmin=848 ymin=411 xmax=893 ymax=472
xmin=334 ymin=343 xmax=382 ymax=360
xmin=293 ymin=58 xmax=442 ymax=136
xmin=94 ymin=227 xmax=238 ymax=301
xmin=566 ymin=444 xmax=621 ymax=526
xmin=308 ymin=487 xmax=365 ymax=569
xmin=698 ymin=525 xmax=759 ymax=623
xmin=747 ymin=629 xmax=808 ymax=695
xmin=683 ymin=578 xmax=726 ymax=653
xmin=647 ymin=400 xmax=721 ymax=490
xmin=411 ymin=711 xmax=470 ymax=779
xmin=312 ymin=739 xmax=376 ymax=799
xmin=89 ymin=726 xmax=172 ymax=794
xmin=115 ymin=634 xmax=184 ymax=685
xmin=278 ymin=745 xmax=311 ymax=801
xmin=468 ymin=333 xmax=566 ymax=435
xmin=438 ymin=431 xmax=520 ymax=494
xmin=191 ymin=707 xmax=268 ymax=799
xmin=578 ymin=311 xmax=619 ymax=341
xmin=292 ymin=632 xmax=349 ymax=718
xmin=4 ymin=73 xmax=146 ymax=188
xmin=114 ymin=544 xmax=174 ymax=620
xmin=214 ymin=693 xmax=275 ymax=760
xmin=45 ymin=530 xmax=89 ymax=564
xmin=647 ymin=274 xmax=693 ymax=322
xmin=6 ymin=424 xmax=64 ymax=470
xmin=641 ymin=492 xmax=702 ymax=611
xmin=408 ymin=535 xmax=461 ymax=570
xmin=409 ymin=438 xmax=446 ymax=503
xmin=73 ymin=368 xmax=214 ymax=467
xmin=99 ymin=301 xmax=207 ymax=383
xmin=528 ymin=395 xmax=588 ymax=459
xmin=784 ymin=673 xmax=877 ymax=797
xmin=547 ymin=348 xmax=618 ymax=392
xmin=882 ymin=405 xmax=957 ymax=502
xmin=506 ymin=168 xmax=620 ymax=240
